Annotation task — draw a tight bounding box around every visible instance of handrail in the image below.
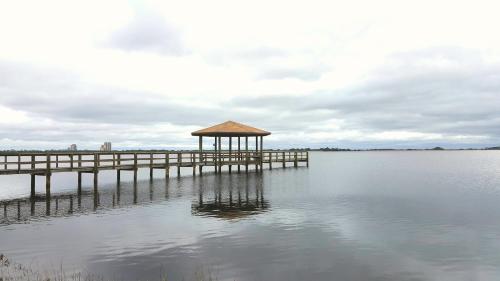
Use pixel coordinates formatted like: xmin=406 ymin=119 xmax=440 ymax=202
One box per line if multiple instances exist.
xmin=0 ymin=150 xmax=309 ymax=174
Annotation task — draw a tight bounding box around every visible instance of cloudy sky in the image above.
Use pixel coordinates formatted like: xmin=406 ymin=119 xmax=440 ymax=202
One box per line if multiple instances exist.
xmin=1 ymin=0 xmax=500 ymax=150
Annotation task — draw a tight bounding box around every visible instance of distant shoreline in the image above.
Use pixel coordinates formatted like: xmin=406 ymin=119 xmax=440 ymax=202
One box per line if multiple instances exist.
xmin=300 ymin=146 xmax=500 ymax=152
xmin=0 ymin=146 xmax=499 ymax=153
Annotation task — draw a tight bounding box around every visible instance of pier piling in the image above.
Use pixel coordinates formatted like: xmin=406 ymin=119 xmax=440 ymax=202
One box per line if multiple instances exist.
xmin=177 ymin=153 xmax=181 ymax=177
xmin=93 ymin=172 xmax=98 ymax=192
xmin=229 ymin=137 xmax=232 ymax=174
xmin=45 ymin=173 xmax=51 ymax=198
xmin=30 ymin=174 xmax=35 ymax=198
xmin=149 ymin=153 xmax=153 ymax=180
xmin=77 ymin=172 xmax=82 ymax=194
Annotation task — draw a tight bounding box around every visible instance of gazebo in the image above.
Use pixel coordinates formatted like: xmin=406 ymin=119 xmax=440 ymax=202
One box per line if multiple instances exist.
xmin=191 ymin=121 xmax=271 ymax=173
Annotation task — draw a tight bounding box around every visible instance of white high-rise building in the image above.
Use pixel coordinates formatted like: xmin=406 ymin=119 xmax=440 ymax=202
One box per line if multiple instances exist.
xmin=67 ymin=144 xmax=77 ymax=151
xmin=100 ymin=142 xmax=112 ymax=151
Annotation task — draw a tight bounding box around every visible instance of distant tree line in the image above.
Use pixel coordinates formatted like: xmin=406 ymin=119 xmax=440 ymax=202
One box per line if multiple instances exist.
xmin=485 ymin=146 xmax=500 ymax=150
xmin=1 ymin=146 xmax=500 ymax=153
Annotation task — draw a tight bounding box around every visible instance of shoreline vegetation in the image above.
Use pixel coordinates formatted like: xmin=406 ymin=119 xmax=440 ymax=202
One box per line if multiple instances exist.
xmin=0 ymin=147 xmax=499 ymax=154
xmin=0 ymin=254 xmax=219 ymax=281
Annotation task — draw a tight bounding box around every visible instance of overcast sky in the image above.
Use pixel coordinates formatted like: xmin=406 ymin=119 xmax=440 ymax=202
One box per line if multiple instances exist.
xmin=1 ymin=0 xmax=500 ymax=150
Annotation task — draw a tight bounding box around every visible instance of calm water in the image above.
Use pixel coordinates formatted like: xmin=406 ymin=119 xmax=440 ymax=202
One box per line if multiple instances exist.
xmin=2 ymin=151 xmax=500 ymax=281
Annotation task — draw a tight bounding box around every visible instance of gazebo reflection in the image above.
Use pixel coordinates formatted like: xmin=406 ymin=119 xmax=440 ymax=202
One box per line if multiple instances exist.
xmin=192 ymin=174 xmax=269 ymax=220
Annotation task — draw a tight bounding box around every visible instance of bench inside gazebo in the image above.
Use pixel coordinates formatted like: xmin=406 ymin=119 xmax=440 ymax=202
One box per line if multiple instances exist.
xmin=191 ymin=121 xmax=271 ymax=173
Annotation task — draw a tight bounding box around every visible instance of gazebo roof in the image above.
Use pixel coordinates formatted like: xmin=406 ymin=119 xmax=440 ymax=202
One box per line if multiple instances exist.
xmin=191 ymin=121 xmax=271 ymax=137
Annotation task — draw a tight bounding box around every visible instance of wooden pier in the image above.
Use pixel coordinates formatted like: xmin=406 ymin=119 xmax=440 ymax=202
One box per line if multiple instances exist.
xmin=0 ymin=121 xmax=309 ymax=198
xmin=0 ymin=150 xmax=308 ymax=198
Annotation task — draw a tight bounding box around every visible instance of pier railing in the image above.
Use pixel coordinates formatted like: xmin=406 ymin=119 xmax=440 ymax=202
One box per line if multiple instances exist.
xmin=0 ymin=150 xmax=308 ymax=175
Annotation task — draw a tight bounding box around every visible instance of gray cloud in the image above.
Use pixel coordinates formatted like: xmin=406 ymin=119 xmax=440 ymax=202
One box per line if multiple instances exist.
xmin=106 ymin=10 xmax=185 ymax=55
xmin=236 ymin=46 xmax=288 ymax=60
xmin=206 ymin=47 xmax=327 ymax=81
xmin=256 ymin=67 xmax=326 ymax=81
xmin=204 ymin=46 xmax=288 ymax=67
xmin=0 ymin=61 xmax=224 ymax=126
xmin=231 ymin=47 xmax=500 ymax=145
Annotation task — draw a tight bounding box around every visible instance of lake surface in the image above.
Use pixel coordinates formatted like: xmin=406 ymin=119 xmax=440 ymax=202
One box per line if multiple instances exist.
xmin=2 ymin=151 xmax=500 ymax=281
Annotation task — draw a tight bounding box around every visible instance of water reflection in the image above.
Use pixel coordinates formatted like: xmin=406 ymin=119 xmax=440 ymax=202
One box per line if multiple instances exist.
xmin=0 ymin=173 xmax=269 ymax=225
xmin=192 ymin=175 xmax=269 ymax=219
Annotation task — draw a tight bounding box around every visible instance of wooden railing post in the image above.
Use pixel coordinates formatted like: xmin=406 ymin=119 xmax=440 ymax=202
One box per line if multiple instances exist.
xmin=177 ymin=152 xmax=181 ymax=177
xmin=294 ymin=152 xmax=298 ymax=168
xmin=94 ymin=153 xmax=99 ymax=171
xmin=46 ymin=154 xmax=51 ymax=197
xmin=46 ymin=154 xmax=51 ymax=173
xmin=282 ymin=152 xmax=286 ymax=168
xmin=133 ymin=153 xmax=138 ymax=182
xmin=243 ymin=151 xmax=246 ymax=173
xmin=192 ymin=152 xmax=196 ymax=176
xmin=115 ymin=153 xmax=120 ymax=183
xmin=269 ymin=152 xmax=272 ymax=169
xmin=16 ymin=153 xmax=21 ymax=173
xmin=31 ymin=155 xmax=35 ymax=172
xmin=165 ymin=153 xmax=170 ymax=178
xmin=94 ymin=153 xmax=99 ymax=191
xmin=30 ymin=155 xmax=36 ymax=198
xmin=149 ymin=153 xmax=153 ymax=180
xmin=70 ymin=154 xmax=74 ymax=169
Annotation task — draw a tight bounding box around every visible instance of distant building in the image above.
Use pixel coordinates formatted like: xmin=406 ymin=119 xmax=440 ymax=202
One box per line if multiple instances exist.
xmin=100 ymin=142 xmax=112 ymax=151
xmin=67 ymin=144 xmax=77 ymax=151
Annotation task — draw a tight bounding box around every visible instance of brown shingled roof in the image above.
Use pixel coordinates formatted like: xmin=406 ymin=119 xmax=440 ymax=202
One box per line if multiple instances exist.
xmin=191 ymin=121 xmax=271 ymax=137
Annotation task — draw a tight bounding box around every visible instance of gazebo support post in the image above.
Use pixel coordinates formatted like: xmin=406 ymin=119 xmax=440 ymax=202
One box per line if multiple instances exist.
xmin=255 ymin=136 xmax=258 ymax=171
xmin=214 ymin=137 xmax=218 ymax=174
xmin=237 ymin=137 xmax=241 ymax=173
xmin=218 ymin=136 xmax=222 ymax=173
xmin=229 ymin=137 xmax=232 ymax=174
xmin=260 ymin=136 xmax=263 ymax=172
xmin=245 ymin=136 xmax=249 ymax=173
xmin=198 ymin=136 xmax=203 ymax=175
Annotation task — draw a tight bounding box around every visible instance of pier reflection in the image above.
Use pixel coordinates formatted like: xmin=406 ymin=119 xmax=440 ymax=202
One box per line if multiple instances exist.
xmin=0 ymin=181 xmax=168 ymax=225
xmin=0 ymin=174 xmax=269 ymax=225
xmin=192 ymin=174 xmax=269 ymax=220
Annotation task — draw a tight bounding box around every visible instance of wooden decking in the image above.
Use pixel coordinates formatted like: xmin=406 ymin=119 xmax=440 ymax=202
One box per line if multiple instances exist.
xmin=0 ymin=150 xmax=308 ymax=198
